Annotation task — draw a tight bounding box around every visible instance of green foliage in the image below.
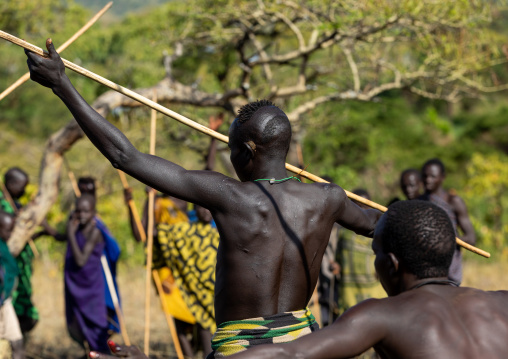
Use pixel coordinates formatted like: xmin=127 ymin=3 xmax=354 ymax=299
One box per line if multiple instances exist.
xmin=2 ymin=0 xmax=508 ymax=264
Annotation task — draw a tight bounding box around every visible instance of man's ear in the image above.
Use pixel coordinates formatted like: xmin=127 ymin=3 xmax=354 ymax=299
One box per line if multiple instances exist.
xmin=244 ymin=141 xmax=256 ymax=159
xmin=388 ymin=253 xmax=399 ymax=274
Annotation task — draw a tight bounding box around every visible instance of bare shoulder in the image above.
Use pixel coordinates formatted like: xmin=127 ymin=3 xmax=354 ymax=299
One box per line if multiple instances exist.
xmin=307 ymin=182 xmax=347 ymax=202
xmin=448 ymin=192 xmax=467 ymax=210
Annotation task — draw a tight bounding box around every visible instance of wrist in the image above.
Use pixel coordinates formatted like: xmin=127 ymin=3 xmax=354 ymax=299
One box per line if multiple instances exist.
xmin=51 ymin=74 xmax=71 ymax=96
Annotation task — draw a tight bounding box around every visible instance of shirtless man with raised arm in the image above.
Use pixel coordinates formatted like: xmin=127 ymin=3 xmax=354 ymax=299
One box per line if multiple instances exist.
xmin=25 ymin=40 xmax=380 ymax=357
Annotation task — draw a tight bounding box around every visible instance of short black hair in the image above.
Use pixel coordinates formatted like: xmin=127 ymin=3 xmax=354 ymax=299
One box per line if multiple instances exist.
xmin=400 ymin=168 xmax=421 ymax=184
xmin=237 ymin=99 xmax=278 ymax=124
xmin=235 ymin=100 xmax=291 ymax=157
xmin=380 ymin=200 xmax=455 ymax=279
xmin=422 ymin=158 xmax=445 ymax=176
xmin=4 ymin=167 xmax=28 ymax=184
xmin=78 ymin=177 xmax=96 ymax=197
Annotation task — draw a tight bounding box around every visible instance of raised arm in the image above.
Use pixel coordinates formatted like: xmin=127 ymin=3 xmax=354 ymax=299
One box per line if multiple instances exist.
xmin=451 ymin=195 xmax=476 ymax=246
xmin=329 ymin=185 xmax=382 ymax=238
xmin=25 ymin=40 xmax=233 ymax=211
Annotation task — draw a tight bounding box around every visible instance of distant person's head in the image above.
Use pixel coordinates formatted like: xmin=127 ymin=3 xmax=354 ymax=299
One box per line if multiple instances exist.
xmin=400 ymin=168 xmax=422 ymax=200
xmin=421 ymin=158 xmax=446 ymax=194
xmin=352 ymin=188 xmax=371 ymax=209
xmin=196 ymin=205 xmax=213 ymax=224
xmin=74 ymin=194 xmax=96 ymax=227
xmin=321 ymin=175 xmax=334 ymax=184
xmin=0 ymin=211 xmax=15 ymax=242
xmin=77 ymin=177 xmax=96 ymax=197
xmin=229 ymin=100 xmax=291 ymax=181
xmin=373 ymin=200 xmax=455 ymax=296
xmin=4 ymin=167 xmax=29 ymax=199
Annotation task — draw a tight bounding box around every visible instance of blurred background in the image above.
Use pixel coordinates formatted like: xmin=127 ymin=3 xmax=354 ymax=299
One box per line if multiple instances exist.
xmin=1 ymin=0 xmax=508 ymax=357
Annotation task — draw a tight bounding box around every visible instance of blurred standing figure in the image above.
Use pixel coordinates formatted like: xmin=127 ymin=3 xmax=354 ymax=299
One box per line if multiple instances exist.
xmin=0 ymin=211 xmax=24 ymax=359
xmin=337 ymin=189 xmax=385 ymax=314
xmin=0 ymin=168 xmax=39 ymax=334
xmin=399 ymin=168 xmax=423 ymax=200
xmin=65 ymin=194 xmax=110 ymax=354
xmin=419 ymin=158 xmax=476 ymax=285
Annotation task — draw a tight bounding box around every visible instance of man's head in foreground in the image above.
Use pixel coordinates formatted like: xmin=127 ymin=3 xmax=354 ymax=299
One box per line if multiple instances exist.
xmin=228 ymin=100 xmax=291 ymax=181
xmin=373 ymin=200 xmax=455 ymax=296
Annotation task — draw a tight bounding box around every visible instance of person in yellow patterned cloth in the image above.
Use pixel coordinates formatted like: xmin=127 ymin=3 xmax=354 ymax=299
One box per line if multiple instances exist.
xmin=124 ymin=115 xmax=223 ymax=358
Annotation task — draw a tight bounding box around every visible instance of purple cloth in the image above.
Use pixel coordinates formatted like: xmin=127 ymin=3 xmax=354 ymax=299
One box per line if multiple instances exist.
xmin=64 ymin=229 xmax=109 ymax=352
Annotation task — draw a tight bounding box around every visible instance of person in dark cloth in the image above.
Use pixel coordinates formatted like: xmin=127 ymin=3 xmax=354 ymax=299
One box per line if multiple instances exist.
xmin=419 ymin=158 xmax=476 ymax=285
xmin=225 ymin=200 xmax=508 ymax=359
xmin=25 ymin=41 xmax=381 ymax=357
xmin=42 ymin=177 xmax=122 ymax=336
xmin=0 ymin=211 xmax=24 ymax=359
xmin=399 ymin=168 xmax=422 ymax=200
xmin=0 ymin=167 xmax=39 ymax=334
xmin=65 ymin=194 xmax=109 ymax=354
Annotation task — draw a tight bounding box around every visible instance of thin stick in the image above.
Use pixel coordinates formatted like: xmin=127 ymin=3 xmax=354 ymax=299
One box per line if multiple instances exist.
xmin=63 ymin=157 xmax=82 ymax=197
xmin=0 ymin=32 xmax=490 ymax=258
xmin=152 ymin=269 xmax=185 ymax=359
xmin=65 ymin=162 xmax=131 ymax=346
xmin=0 ymin=2 xmax=113 ymax=102
xmin=117 ymin=170 xmax=146 ymax=243
xmin=0 ymin=177 xmax=39 ymax=257
xmin=144 ymin=90 xmax=157 ymax=355
xmin=101 ymin=255 xmax=131 ymax=345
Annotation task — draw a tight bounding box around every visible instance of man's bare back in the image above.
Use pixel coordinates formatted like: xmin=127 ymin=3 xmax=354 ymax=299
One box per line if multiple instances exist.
xmin=213 ymin=180 xmax=374 ymax=324
xmin=24 ymin=41 xmax=380 ymax=331
xmin=232 ymin=200 xmax=508 ymax=359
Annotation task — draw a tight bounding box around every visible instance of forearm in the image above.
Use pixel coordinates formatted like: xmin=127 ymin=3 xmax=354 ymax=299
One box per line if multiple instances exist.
xmin=52 ymin=75 xmax=138 ymax=170
xmin=68 ymin=232 xmax=86 ymax=267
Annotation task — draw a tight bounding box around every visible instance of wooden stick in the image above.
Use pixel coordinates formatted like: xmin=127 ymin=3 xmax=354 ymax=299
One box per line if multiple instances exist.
xmin=0 ymin=177 xmax=39 ymax=257
xmin=152 ymin=269 xmax=185 ymax=359
xmin=144 ymin=90 xmax=157 ymax=356
xmin=101 ymin=255 xmax=131 ymax=346
xmin=63 ymin=156 xmax=82 ymax=197
xmin=0 ymin=2 xmax=112 ymax=102
xmin=117 ymin=170 xmax=146 ymax=243
xmin=0 ymin=32 xmax=490 ymax=258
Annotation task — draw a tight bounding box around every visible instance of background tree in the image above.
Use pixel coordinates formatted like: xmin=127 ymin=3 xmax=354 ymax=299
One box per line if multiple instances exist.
xmin=2 ymin=0 xmax=508 ymax=254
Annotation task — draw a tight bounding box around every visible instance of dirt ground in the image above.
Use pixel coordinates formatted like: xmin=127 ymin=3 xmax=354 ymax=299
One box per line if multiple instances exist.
xmin=21 ymin=253 xmax=508 ymax=359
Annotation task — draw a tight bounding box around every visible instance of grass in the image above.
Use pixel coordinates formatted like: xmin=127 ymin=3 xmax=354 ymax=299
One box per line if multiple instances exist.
xmin=24 ymin=250 xmax=507 ymax=358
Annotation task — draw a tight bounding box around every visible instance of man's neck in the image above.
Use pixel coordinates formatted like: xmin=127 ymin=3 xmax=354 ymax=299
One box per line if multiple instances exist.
xmin=248 ymin=158 xmax=288 ymax=182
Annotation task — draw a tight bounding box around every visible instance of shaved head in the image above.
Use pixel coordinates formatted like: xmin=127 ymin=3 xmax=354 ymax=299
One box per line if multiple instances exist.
xmin=232 ymin=100 xmax=292 ymax=158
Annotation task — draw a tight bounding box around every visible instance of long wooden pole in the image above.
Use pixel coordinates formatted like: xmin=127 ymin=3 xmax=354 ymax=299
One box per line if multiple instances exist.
xmin=0 ymin=2 xmax=113 ymax=102
xmin=101 ymin=255 xmax=131 ymax=345
xmin=152 ymin=269 xmax=185 ymax=359
xmin=144 ymin=90 xmax=157 ymax=356
xmin=117 ymin=170 xmax=146 ymax=243
xmin=65 ymin=163 xmax=131 ymax=346
xmin=0 ymin=32 xmax=490 ymax=258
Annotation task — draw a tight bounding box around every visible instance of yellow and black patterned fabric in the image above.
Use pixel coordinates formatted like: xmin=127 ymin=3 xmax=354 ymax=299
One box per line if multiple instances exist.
xmin=155 ymin=220 xmax=219 ymax=332
xmin=210 ymin=308 xmax=319 ymax=357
